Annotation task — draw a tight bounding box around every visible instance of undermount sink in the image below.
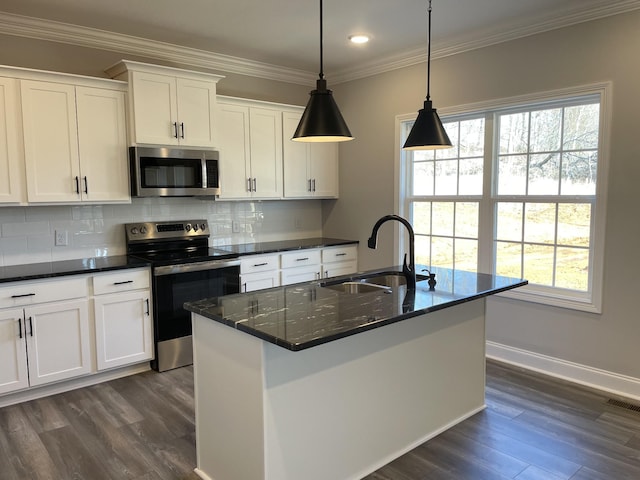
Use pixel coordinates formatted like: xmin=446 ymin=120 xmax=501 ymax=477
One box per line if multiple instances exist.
xmin=323 ymin=281 xmax=392 ymax=294
xmin=322 ymin=271 xmax=428 ymax=294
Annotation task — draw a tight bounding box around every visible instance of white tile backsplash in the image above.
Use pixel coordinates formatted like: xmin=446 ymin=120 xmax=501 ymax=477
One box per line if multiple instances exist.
xmin=0 ymin=198 xmax=323 ymax=266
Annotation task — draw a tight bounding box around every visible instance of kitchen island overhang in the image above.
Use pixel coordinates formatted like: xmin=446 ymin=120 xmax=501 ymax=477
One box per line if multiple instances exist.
xmin=185 ymin=267 xmax=526 ymax=480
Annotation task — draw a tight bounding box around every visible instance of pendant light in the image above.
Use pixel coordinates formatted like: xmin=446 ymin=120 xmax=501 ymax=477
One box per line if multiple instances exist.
xmin=292 ymin=0 xmax=354 ymax=143
xmin=403 ymin=0 xmax=452 ymax=150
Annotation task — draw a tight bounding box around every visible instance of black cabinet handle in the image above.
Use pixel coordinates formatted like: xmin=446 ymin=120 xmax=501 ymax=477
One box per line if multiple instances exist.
xmin=145 ymin=298 xmax=150 ymax=315
xmin=296 ymin=257 xmax=310 ymax=262
xmin=336 ymin=253 xmax=347 ymax=257
xmin=11 ymin=293 xmax=36 ymax=298
xmin=252 ymin=178 xmax=257 ymax=192
xmin=308 ymin=179 xmax=312 ymax=192
xmin=253 ymin=262 xmax=268 ymax=267
xmin=18 ymin=318 xmax=23 ymax=339
xmin=75 ymin=176 xmax=80 ymax=194
xmin=247 ymin=178 xmax=252 ymax=192
xmin=28 ymin=317 xmax=33 ymax=337
xmin=113 ymin=280 xmax=134 ymax=285
xmin=173 ymin=122 xmax=178 ymax=138
xmin=312 ymin=179 xmax=316 ymax=192
xmin=180 ymin=122 xmax=185 ymax=139
xmin=83 ymin=176 xmax=88 ymax=194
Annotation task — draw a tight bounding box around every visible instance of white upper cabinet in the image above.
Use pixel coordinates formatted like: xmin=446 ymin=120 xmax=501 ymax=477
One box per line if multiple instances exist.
xmin=75 ymin=87 xmax=129 ymax=202
xmin=106 ymin=60 xmax=224 ymax=148
xmin=20 ymin=76 xmax=129 ymax=204
xmin=0 ymin=77 xmax=26 ymax=204
xmin=217 ymin=97 xmax=283 ymax=199
xmin=282 ymin=110 xmax=339 ymax=198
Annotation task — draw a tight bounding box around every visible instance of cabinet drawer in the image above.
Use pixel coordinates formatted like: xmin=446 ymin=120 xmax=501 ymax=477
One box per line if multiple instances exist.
xmin=322 ymin=245 xmax=358 ymax=264
xmin=0 ymin=276 xmax=89 ymax=308
xmin=93 ymin=268 xmax=150 ymax=295
xmin=240 ymin=255 xmax=280 ymax=274
xmin=281 ymin=249 xmax=321 ymax=269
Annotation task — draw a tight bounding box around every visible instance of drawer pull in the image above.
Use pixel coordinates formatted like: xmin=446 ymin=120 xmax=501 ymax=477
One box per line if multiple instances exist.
xmin=113 ymin=280 xmax=134 ymax=285
xmin=11 ymin=293 xmax=36 ymax=298
xmin=296 ymin=257 xmax=310 ymax=262
xmin=335 ymin=253 xmax=347 ymax=257
xmin=145 ymin=298 xmax=150 ymax=315
xmin=253 ymin=262 xmax=268 ymax=267
xmin=18 ymin=318 xmax=23 ymax=339
xmin=28 ymin=317 xmax=33 ymax=337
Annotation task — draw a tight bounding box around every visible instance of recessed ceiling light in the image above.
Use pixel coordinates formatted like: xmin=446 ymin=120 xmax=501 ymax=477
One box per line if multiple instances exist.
xmin=348 ymin=34 xmax=370 ymax=44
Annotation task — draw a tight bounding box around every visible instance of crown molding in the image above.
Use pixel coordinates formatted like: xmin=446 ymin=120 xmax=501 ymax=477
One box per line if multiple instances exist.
xmin=333 ymin=0 xmax=640 ymax=84
xmin=1 ymin=0 xmax=640 ymax=86
xmin=0 ymin=12 xmax=315 ymax=85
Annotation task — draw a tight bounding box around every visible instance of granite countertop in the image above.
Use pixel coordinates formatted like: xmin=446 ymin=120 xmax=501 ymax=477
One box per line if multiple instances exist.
xmin=0 ymin=256 xmax=151 ymax=284
xmin=0 ymin=238 xmax=358 ymax=284
xmin=185 ymin=266 xmax=528 ymax=351
xmin=218 ymin=237 xmax=358 ymax=256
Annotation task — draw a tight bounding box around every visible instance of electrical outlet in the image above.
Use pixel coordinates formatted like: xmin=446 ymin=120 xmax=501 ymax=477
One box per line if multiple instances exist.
xmin=55 ymin=230 xmax=69 ymax=246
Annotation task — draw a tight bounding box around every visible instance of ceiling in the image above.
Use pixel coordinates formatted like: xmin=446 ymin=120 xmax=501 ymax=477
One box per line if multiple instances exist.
xmin=1 ymin=0 xmax=639 ymax=83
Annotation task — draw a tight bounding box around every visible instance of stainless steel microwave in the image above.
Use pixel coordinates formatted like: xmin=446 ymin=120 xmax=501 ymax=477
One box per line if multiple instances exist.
xmin=129 ymin=146 xmax=220 ymax=197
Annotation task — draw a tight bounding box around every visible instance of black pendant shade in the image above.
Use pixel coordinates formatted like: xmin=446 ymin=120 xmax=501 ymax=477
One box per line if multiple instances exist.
xmin=403 ymin=100 xmax=452 ymax=150
xmin=292 ymin=78 xmax=353 ymax=142
xmin=292 ymin=0 xmax=353 ymax=143
xmin=403 ymin=0 xmax=452 ymax=151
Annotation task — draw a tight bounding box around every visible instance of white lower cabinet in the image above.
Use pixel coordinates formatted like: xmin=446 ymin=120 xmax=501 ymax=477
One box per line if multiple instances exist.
xmin=240 ymin=254 xmax=281 ymax=293
xmin=281 ymin=249 xmax=322 ymax=285
xmin=321 ymin=245 xmax=359 ymax=279
xmin=0 ymin=276 xmax=92 ymax=395
xmin=93 ymin=268 xmax=153 ymax=371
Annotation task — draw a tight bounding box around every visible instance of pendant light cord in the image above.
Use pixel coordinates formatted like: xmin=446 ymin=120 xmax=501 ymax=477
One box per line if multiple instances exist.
xmin=426 ymin=0 xmax=432 ymax=101
xmin=319 ymin=0 xmax=324 ymax=80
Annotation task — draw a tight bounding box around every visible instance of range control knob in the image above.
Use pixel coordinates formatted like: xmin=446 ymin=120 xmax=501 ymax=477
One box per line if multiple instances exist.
xmin=139 ymin=226 xmax=147 ymax=234
xmin=200 ymin=223 xmax=207 ymax=231
xmin=130 ymin=227 xmax=138 ymax=235
xmin=185 ymin=224 xmax=192 ymax=232
xmin=193 ymin=224 xmax=199 ymax=232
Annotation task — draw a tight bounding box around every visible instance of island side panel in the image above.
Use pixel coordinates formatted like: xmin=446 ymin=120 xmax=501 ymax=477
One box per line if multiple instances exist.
xmin=262 ymin=299 xmax=487 ymax=480
xmin=192 ymin=314 xmax=266 ymax=480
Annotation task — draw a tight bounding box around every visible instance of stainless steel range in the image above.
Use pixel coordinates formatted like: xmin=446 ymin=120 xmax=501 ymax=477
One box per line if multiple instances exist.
xmin=126 ymin=220 xmax=240 ymax=371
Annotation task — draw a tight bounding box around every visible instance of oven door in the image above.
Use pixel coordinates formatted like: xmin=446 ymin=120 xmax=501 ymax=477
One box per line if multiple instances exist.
xmin=152 ymin=260 xmax=240 ymax=371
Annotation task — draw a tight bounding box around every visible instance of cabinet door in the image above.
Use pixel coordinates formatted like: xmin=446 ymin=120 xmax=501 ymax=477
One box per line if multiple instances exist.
xmin=241 ymin=271 xmax=281 ymax=292
xmin=309 ymin=142 xmax=339 ymax=198
xmin=249 ymin=108 xmax=283 ymax=198
xmin=25 ymin=299 xmax=92 ymax=386
xmin=282 ymin=111 xmax=312 ymax=198
xmin=76 ymin=87 xmax=129 ymax=202
xmin=21 ymin=80 xmax=81 ymax=203
xmin=131 ymin=72 xmax=179 ymax=145
xmin=94 ymin=290 xmax=153 ymax=370
xmin=0 ymin=309 xmax=29 ymax=395
xmin=176 ymin=78 xmax=217 ymax=147
xmin=281 ymin=266 xmax=320 ymax=286
xmin=0 ymin=78 xmax=25 ymax=203
xmin=217 ymin=103 xmax=251 ymax=198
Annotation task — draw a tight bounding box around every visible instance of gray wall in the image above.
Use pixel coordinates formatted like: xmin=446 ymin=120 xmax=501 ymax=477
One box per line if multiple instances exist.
xmin=325 ymin=11 xmax=640 ymax=383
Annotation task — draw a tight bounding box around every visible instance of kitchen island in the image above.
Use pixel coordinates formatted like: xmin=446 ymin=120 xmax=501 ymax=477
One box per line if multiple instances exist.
xmin=185 ymin=267 xmax=526 ymax=480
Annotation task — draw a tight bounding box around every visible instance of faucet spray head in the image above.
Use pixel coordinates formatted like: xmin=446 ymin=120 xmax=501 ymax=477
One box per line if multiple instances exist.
xmin=367 ymin=236 xmax=377 ymax=249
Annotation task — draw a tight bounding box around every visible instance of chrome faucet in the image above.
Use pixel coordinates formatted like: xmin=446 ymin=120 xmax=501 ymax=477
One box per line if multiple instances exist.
xmin=367 ymin=214 xmax=416 ymax=290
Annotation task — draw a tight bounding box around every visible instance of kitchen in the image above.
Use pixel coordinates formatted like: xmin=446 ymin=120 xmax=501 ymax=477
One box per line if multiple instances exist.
xmin=1 ymin=0 xmax=640 ymax=479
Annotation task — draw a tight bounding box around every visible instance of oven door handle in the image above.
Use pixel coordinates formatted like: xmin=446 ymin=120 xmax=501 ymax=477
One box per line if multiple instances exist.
xmin=153 ymin=259 xmax=241 ymax=276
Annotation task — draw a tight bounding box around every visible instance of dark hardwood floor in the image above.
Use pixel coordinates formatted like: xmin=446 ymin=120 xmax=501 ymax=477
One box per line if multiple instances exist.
xmin=1 ymin=360 xmax=639 ymax=480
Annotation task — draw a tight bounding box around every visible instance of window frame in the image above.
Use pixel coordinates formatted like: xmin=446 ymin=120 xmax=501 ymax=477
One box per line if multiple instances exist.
xmin=395 ymin=83 xmax=611 ymax=313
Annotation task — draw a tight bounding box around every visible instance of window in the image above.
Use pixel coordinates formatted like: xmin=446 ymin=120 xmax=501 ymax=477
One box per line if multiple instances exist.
xmin=397 ymin=84 xmax=609 ymax=312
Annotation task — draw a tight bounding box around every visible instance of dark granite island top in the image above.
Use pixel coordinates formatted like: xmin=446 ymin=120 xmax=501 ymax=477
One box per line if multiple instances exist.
xmin=217 ymin=237 xmax=357 ymax=256
xmin=189 ymin=266 xmax=527 ymax=480
xmin=185 ymin=266 xmax=527 ymax=351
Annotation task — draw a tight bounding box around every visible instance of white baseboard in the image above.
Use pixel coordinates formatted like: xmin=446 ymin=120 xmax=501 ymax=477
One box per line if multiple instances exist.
xmin=487 ymin=341 xmax=640 ymax=402
xmin=0 ymin=363 xmax=151 ymax=408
